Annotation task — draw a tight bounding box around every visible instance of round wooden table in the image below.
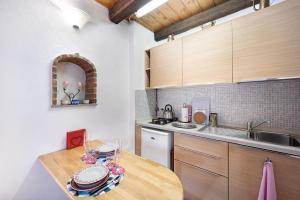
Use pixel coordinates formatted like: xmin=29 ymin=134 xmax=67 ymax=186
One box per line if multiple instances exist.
xmin=39 ymin=140 xmax=183 ymax=200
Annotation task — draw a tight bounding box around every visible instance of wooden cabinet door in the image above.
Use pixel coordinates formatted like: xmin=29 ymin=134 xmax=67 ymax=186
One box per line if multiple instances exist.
xmin=174 ymin=146 xmax=228 ymax=177
xmin=229 ymin=144 xmax=300 ymax=200
xmin=135 ymin=125 xmax=141 ymax=156
xmin=175 ymin=160 xmax=228 ymax=200
xmin=232 ymin=0 xmax=300 ymax=82
xmin=150 ymin=39 xmax=182 ymax=88
xmin=182 ymin=22 xmax=233 ymax=86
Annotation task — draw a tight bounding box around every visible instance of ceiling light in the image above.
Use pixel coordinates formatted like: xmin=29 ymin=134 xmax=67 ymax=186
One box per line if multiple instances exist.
xmin=136 ymin=0 xmax=168 ymax=18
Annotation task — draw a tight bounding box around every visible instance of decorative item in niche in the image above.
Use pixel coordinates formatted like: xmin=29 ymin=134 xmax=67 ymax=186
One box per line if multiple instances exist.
xmin=63 ymin=80 xmax=82 ymax=105
xmin=52 ymin=53 xmax=97 ymax=107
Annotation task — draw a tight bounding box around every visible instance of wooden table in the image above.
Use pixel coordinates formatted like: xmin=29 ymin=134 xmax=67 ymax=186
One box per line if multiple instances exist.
xmin=39 ymin=141 xmax=183 ymax=200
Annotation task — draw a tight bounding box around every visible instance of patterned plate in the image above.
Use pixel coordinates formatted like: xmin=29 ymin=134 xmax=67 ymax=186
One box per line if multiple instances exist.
xmin=73 ymin=165 xmax=109 ymax=185
xmin=70 ymin=175 xmax=109 ymax=192
xmin=76 ymin=173 xmax=109 ymax=189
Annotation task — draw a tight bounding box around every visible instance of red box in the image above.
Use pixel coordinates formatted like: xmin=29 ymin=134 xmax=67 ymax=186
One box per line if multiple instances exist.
xmin=66 ymin=129 xmax=86 ymax=149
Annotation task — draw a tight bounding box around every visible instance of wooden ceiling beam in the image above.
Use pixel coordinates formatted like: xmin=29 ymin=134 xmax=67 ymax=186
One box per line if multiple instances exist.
xmin=154 ymin=0 xmax=253 ymax=41
xmin=109 ymin=0 xmax=151 ymax=24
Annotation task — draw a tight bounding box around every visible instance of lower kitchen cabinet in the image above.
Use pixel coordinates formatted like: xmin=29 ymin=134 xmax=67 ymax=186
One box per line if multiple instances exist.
xmin=174 ymin=146 xmax=228 ymax=177
xmin=135 ymin=125 xmax=141 ymax=156
xmin=174 ymin=133 xmax=228 ymax=200
xmin=229 ymin=143 xmax=300 ymax=200
xmin=175 ymin=160 xmax=228 ymax=200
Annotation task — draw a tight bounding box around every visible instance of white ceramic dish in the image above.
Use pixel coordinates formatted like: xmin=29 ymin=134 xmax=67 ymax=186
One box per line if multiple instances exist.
xmin=83 ymin=100 xmax=90 ymax=104
xmin=61 ymin=100 xmax=69 ymax=105
xmin=98 ymin=144 xmax=116 ymax=153
xmin=73 ymin=165 xmax=109 ymax=185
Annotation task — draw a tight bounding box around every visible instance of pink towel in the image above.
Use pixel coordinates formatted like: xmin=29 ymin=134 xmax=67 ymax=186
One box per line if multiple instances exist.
xmin=258 ymin=161 xmax=277 ymax=200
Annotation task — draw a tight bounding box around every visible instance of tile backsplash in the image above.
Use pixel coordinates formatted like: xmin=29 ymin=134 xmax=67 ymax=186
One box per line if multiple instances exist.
xmin=135 ymin=89 xmax=156 ymax=121
xmin=135 ymin=79 xmax=300 ymax=131
xmin=157 ymin=79 xmax=300 ymax=131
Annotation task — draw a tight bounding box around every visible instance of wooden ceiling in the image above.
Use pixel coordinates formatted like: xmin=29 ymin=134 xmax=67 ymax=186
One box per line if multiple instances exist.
xmin=133 ymin=0 xmax=226 ymax=32
xmin=95 ymin=0 xmax=117 ymax=9
xmin=96 ymin=0 xmax=226 ymax=31
xmin=95 ymin=0 xmax=253 ymax=41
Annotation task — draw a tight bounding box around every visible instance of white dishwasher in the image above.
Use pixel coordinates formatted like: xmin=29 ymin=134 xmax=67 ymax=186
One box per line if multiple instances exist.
xmin=141 ymin=128 xmax=173 ymax=168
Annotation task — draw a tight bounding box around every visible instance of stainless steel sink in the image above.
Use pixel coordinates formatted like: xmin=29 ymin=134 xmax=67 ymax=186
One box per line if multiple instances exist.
xmin=171 ymin=122 xmax=197 ymax=129
xmin=250 ymin=131 xmax=300 ymax=147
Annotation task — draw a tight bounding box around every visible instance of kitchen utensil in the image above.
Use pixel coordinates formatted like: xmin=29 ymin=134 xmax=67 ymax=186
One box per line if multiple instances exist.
xmin=192 ymin=98 xmax=210 ymax=125
xmin=163 ymin=104 xmax=174 ymax=119
xmin=253 ymin=0 xmax=270 ymax=11
xmin=149 ymin=117 xmax=177 ymax=125
xmin=152 ymin=118 xmax=159 ymax=124
xmin=73 ymin=165 xmax=109 ymax=185
xmin=194 ymin=111 xmax=206 ymax=124
xmin=159 ymin=118 xmax=167 ymax=125
xmin=209 ymin=113 xmax=218 ymax=127
xmin=181 ymin=104 xmax=189 ymax=123
xmin=187 ymin=105 xmax=192 ymax=122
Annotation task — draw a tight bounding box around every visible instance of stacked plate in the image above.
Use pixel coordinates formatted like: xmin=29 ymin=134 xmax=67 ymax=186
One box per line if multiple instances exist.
xmin=71 ymin=165 xmax=109 ymax=192
xmin=98 ymin=144 xmax=117 ymax=158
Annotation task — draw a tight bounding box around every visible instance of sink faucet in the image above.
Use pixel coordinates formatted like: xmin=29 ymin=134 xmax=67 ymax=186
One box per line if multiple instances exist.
xmin=246 ymin=120 xmax=270 ymax=138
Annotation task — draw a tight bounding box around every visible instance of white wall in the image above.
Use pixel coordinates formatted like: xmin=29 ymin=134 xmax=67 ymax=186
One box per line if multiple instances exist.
xmin=0 ymin=0 xmax=131 ymax=199
xmin=128 ymin=22 xmax=155 ymax=152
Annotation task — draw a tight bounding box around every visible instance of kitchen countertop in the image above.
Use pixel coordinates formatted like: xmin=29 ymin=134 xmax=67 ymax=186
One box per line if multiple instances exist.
xmin=136 ymin=120 xmax=300 ymax=157
xmin=39 ymin=140 xmax=183 ymax=200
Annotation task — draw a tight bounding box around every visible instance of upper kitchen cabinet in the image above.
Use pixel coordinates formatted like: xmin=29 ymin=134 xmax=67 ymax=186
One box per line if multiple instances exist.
xmin=150 ymin=39 xmax=182 ymax=88
xmin=182 ymin=22 xmax=233 ymax=86
xmin=232 ymin=0 xmax=300 ymax=82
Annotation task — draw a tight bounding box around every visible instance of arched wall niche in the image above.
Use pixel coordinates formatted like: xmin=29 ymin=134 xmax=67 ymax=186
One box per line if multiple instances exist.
xmin=52 ymin=53 xmax=97 ymax=107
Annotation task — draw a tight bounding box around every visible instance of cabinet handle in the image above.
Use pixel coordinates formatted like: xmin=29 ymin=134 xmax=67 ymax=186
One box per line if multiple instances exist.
xmin=151 ymin=84 xmax=179 ymax=89
xmin=150 ymin=137 xmax=155 ymax=140
xmin=236 ymin=144 xmax=300 ymax=160
xmin=175 ymin=145 xmax=222 ymax=160
xmin=238 ymin=76 xmax=300 ymax=83
xmin=176 ymin=160 xmax=224 ymax=177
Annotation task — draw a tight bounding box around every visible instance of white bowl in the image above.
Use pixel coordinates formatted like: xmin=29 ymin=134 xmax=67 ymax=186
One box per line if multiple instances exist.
xmin=61 ymin=100 xmax=70 ymax=105
xmin=83 ymin=100 xmax=90 ymax=104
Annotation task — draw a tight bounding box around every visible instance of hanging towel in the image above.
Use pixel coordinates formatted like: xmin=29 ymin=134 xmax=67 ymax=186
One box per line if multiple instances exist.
xmin=258 ymin=161 xmax=277 ymax=200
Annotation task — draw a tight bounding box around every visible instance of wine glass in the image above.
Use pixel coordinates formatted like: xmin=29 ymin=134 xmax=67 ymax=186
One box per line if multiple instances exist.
xmin=114 ymin=138 xmax=122 ymax=165
xmin=102 ymin=139 xmax=124 ymax=175
xmin=83 ymin=130 xmax=90 ymax=154
xmin=112 ymin=138 xmax=125 ymax=175
xmin=81 ymin=130 xmax=97 ymax=164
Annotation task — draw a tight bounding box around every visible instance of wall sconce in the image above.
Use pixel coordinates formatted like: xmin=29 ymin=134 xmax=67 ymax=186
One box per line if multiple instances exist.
xmin=50 ymin=0 xmax=92 ymax=29
xmin=61 ymin=7 xmax=91 ymax=29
